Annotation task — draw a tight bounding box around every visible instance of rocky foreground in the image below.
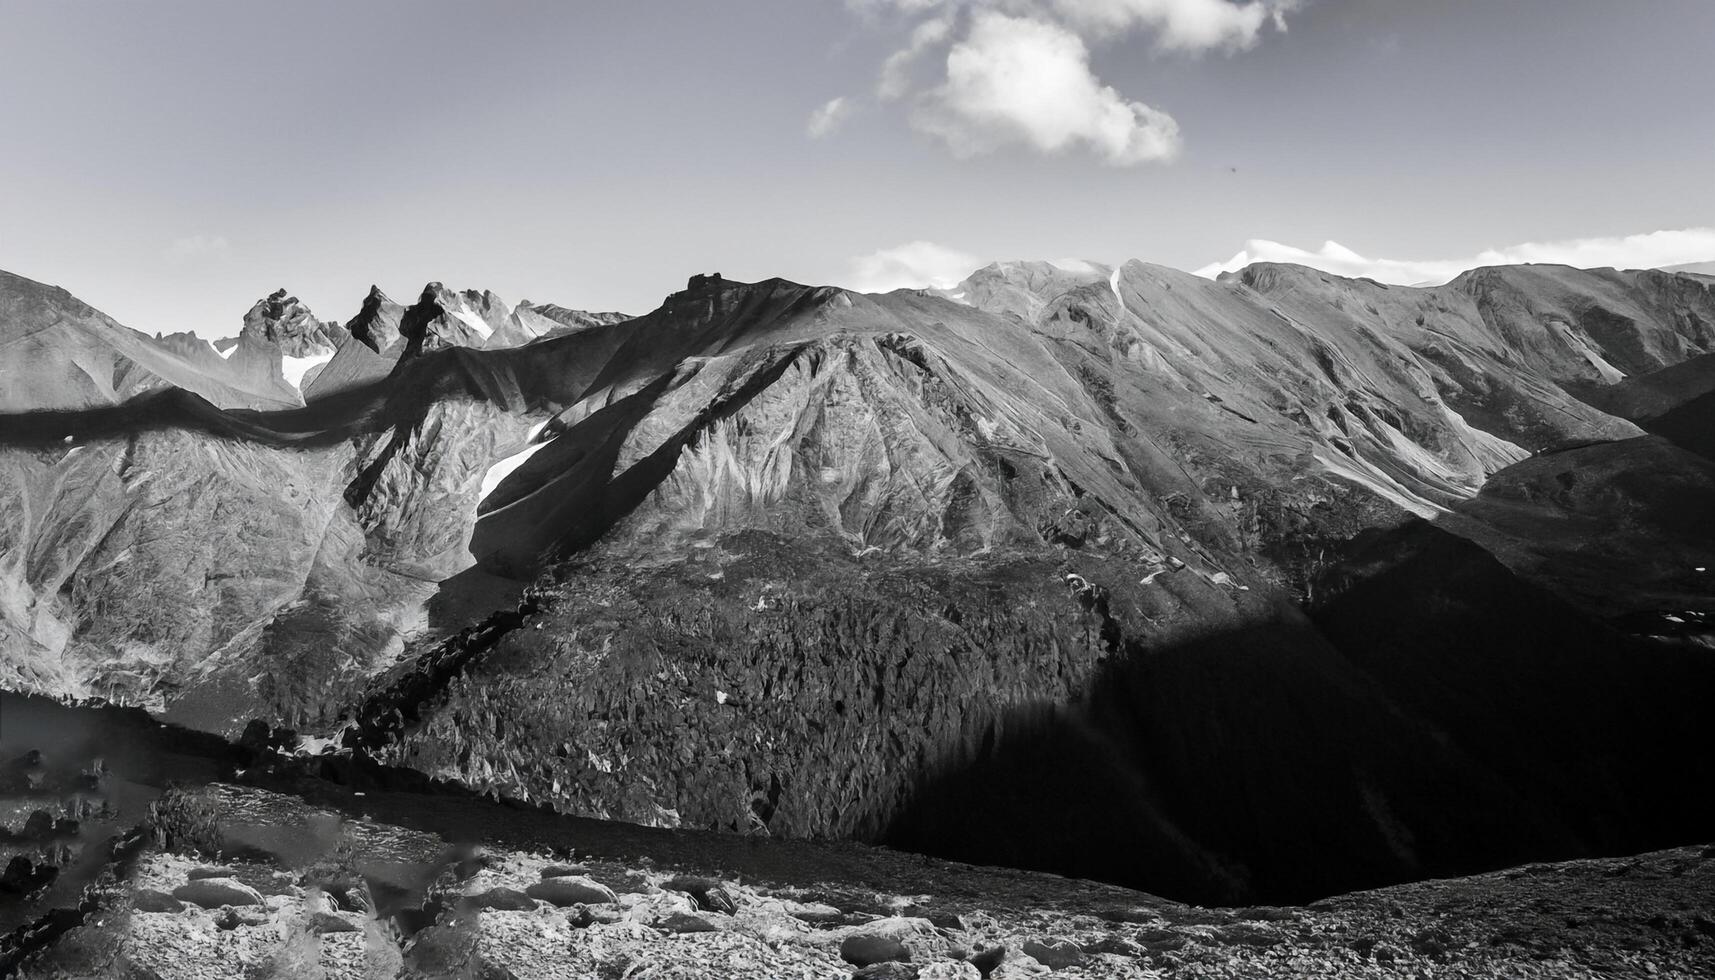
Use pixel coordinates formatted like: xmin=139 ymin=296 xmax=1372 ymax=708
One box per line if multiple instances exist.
xmin=13 ymin=781 xmax=1715 ymax=979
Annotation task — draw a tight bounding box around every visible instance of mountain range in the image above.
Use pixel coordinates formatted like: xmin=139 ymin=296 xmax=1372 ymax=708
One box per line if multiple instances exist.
xmin=2 ymin=258 xmax=1713 ymax=906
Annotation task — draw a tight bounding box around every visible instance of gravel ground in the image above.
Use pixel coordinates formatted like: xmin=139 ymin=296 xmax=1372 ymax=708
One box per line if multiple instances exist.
xmin=15 ymin=783 xmax=1715 ymax=978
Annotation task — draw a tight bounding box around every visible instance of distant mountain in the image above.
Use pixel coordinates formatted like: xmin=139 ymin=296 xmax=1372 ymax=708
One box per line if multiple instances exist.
xmin=0 ymin=269 xmax=303 ymax=412
xmin=1661 ymin=259 xmax=1715 ymax=276
xmin=2 ymin=260 xmax=1714 ymax=904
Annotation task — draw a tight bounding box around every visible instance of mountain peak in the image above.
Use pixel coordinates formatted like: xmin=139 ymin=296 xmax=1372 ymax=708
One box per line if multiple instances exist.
xmin=240 ymin=288 xmax=346 ymax=356
xmin=343 ymin=285 xmax=407 ymax=353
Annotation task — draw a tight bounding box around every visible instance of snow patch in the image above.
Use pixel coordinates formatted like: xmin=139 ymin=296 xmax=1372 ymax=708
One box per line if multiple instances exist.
xmin=479 ymin=439 xmax=550 ymax=502
xmin=450 ymin=307 xmax=495 ymax=340
xmin=215 ymin=341 xmax=238 ymax=360
xmin=280 ymin=351 xmax=334 ymax=389
xmin=1049 ymin=257 xmax=1100 ymax=275
xmin=1109 ymin=266 xmax=1124 ymax=309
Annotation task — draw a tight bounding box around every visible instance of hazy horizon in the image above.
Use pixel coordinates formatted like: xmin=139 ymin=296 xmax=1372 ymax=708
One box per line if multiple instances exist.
xmin=3 ymin=0 xmax=1713 ymax=338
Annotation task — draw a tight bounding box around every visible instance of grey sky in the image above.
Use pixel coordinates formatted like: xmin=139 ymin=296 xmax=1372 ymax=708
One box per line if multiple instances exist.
xmin=1 ymin=0 xmax=1711 ymax=338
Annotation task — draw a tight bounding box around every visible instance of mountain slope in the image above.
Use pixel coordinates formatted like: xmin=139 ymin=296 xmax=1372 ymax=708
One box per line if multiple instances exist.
xmin=3 ymin=262 xmax=1714 ymax=904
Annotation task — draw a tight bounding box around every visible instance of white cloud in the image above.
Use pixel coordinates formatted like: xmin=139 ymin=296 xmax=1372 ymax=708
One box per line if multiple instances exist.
xmin=163 ymin=233 xmax=231 ymax=264
xmin=913 ymin=13 xmax=1181 ymax=165
xmin=851 ymin=0 xmax=1291 ymax=164
xmin=1193 ymin=228 xmax=1715 ymax=285
xmin=843 ymin=240 xmax=981 ymax=292
xmin=807 ymin=97 xmax=854 ymax=139
xmin=1050 ymin=0 xmax=1297 ymax=52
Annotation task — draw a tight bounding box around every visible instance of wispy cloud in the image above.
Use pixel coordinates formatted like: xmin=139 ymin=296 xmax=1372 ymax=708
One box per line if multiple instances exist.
xmin=846 ymin=0 xmax=1296 ymax=165
xmin=807 ymin=96 xmax=854 ymax=139
xmin=1194 ymin=228 xmax=1715 ymax=285
xmin=842 ymin=240 xmax=981 ymax=292
xmin=163 ymin=233 xmax=231 ymax=264
xmin=878 ymin=13 xmax=954 ymax=99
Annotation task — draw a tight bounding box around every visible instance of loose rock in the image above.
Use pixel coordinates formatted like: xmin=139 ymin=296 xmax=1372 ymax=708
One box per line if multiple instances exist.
xmin=467 ymin=886 xmax=537 ymax=911
xmin=1021 ymin=939 xmax=1084 ymax=969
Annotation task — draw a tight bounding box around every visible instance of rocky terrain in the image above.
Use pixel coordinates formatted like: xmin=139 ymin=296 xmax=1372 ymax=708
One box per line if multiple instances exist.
xmin=9 ymin=777 xmax=1715 ymax=979
xmin=3 ymin=705 xmax=1712 ymax=980
xmin=4 ymin=259 xmax=1715 ymax=973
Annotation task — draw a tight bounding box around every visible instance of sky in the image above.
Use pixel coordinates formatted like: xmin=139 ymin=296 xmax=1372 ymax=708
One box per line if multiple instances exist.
xmin=1 ymin=0 xmax=1712 ymax=339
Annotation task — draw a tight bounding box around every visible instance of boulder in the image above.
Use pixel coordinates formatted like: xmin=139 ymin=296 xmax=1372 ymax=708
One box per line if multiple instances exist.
xmin=525 ymin=876 xmax=616 ymax=907
xmin=22 ymin=810 xmax=54 ymax=838
xmin=1020 ymin=939 xmax=1084 ymax=969
xmin=309 ymin=911 xmax=361 ymax=934
xmin=989 ymin=952 xmax=1049 ymax=978
xmin=172 ymin=877 xmax=264 ymax=909
xmin=132 ymin=889 xmax=186 ymax=913
xmin=967 ymin=947 xmax=1005 ymax=977
xmin=789 ymin=902 xmax=846 ymax=925
xmin=662 ymin=875 xmax=738 ymax=914
xmin=843 ymin=935 xmax=912 ymax=967
xmin=657 ymin=912 xmax=718 ymax=934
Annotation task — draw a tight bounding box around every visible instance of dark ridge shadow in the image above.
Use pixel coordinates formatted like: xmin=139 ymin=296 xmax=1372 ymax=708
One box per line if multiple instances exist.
xmin=1641 ymin=387 xmax=1715 ymax=462
xmin=883 ymin=525 xmax=1715 ymax=907
xmin=0 ymin=309 xmax=640 ymax=451
xmin=0 ymin=385 xmax=379 ymax=449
